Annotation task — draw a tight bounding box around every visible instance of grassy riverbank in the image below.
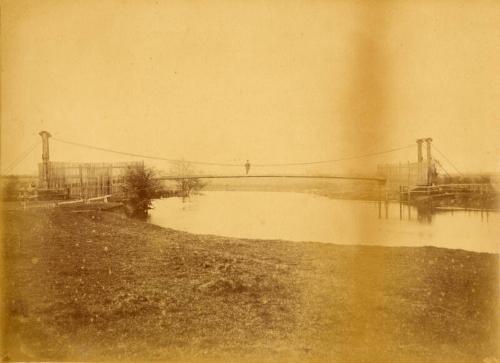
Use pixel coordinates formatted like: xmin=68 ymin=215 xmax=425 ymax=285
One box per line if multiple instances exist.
xmin=2 ymin=208 xmax=498 ymax=363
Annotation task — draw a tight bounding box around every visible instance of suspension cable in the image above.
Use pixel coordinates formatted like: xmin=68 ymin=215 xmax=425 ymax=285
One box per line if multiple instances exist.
xmin=434 ymin=159 xmax=451 ymax=178
xmin=53 ymin=137 xmax=414 ymax=168
xmin=52 ymin=138 xmax=242 ymax=167
xmin=433 ymin=146 xmax=464 ymax=177
xmin=253 ymin=145 xmax=414 ymax=167
xmin=1 ymin=141 xmax=40 ymax=174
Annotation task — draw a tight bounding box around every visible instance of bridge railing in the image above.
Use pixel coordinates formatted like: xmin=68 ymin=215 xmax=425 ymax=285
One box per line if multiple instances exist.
xmin=156 ymin=174 xmax=387 ymax=183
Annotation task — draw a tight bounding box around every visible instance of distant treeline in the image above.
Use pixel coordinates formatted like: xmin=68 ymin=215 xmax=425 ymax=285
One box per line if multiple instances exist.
xmin=437 ymin=174 xmax=496 ymax=184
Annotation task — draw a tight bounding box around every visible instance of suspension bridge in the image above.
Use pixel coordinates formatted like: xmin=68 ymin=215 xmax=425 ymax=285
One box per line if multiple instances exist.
xmin=3 ymin=131 xmax=416 ymax=184
xmin=4 ymin=130 xmax=492 ymax=210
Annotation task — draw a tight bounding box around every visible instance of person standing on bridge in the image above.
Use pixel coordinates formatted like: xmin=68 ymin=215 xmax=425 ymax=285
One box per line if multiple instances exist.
xmin=244 ymin=160 xmax=251 ymax=175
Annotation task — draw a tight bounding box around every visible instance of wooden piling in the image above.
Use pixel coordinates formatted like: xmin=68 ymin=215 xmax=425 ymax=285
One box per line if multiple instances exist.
xmin=378 ymin=183 xmax=382 ymax=218
xmin=407 ymin=188 xmax=412 ymax=220
xmin=384 ymin=189 xmax=389 ymax=218
xmin=399 ymin=186 xmax=403 ymax=220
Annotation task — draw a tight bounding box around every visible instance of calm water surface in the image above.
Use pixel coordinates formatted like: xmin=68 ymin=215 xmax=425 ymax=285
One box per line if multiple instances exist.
xmin=149 ymin=191 xmax=499 ymax=253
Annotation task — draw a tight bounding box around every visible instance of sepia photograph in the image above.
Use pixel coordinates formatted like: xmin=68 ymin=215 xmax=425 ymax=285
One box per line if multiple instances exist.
xmin=1 ymin=1 xmax=499 ymax=362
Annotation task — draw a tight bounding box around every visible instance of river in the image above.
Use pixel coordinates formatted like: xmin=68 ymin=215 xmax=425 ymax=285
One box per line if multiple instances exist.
xmin=148 ymin=191 xmax=499 ymax=253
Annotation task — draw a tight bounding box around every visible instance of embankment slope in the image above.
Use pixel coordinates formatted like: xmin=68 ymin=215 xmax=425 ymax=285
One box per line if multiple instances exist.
xmin=2 ymin=209 xmax=498 ymax=363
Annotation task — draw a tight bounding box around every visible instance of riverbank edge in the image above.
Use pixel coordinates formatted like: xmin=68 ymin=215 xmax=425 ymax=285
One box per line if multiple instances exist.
xmin=1 ymin=206 xmax=499 ymax=363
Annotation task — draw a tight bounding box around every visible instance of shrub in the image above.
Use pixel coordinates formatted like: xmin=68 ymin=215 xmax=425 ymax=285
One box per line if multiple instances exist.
xmin=123 ymin=164 xmax=164 ymax=217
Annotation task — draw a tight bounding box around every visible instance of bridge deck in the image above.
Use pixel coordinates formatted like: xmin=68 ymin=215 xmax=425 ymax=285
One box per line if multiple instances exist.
xmin=157 ymin=175 xmax=386 ymax=182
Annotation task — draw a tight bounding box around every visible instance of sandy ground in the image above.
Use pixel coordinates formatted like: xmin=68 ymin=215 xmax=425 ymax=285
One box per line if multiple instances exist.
xmin=1 ymin=208 xmax=498 ymax=363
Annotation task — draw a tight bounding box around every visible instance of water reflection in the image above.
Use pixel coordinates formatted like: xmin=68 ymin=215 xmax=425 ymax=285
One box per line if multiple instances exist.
xmin=376 ymin=198 xmax=494 ymax=225
xmin=149 ymin=191 xmax=499 ymax=253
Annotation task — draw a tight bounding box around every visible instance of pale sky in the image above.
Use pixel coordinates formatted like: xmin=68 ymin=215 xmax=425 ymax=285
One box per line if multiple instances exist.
xmin=1 ymin=0 xmax=499 ymax=175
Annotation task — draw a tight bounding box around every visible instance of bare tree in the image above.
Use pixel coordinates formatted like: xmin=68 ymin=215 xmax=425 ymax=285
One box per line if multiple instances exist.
xmin=169 ymin=160 xmax=205 ymax=197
